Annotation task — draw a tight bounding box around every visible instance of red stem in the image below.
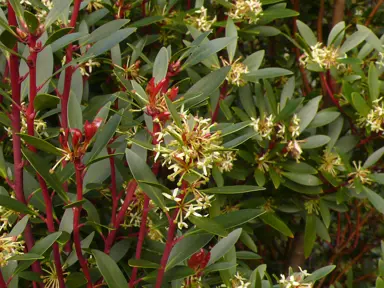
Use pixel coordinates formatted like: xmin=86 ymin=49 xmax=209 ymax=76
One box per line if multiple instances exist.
xmin=74 ymin=162 xmax=93 ymax=287
xmin=0 ymin=271 xmax=6 ymax=288
xmin=26 ymin=35 xmax=66 ymax=287
xmin=107 ymin=148 xmax=118 ymax=225
xmin=104 ymin=180 xmax=137 ymax=253
xmin=61 ymin=0 xmax=82 ymax=129
xmin=7 ymin=3 xmax=42 ymax=283
xmin=130 ymin=122 xmax=161 ymax=287
xmin=155 ymin=210 xmax=178 ymax=288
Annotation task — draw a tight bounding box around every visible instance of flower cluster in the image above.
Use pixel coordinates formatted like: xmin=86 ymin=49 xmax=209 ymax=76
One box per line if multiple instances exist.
xmin=186 ymin=6 xmax=217 ymax=32
xmin=376 ymin=52 xmax=384 ymax=69
xmin=162 ymin=188 xmax=214 ymax=229
xmin=348 ymin=161 xmax=372 ymax=188
xmin=121 ymin=188 xmax=164 ymax=241
xmin=0 ymin=234 xmax=24 ymax=267
xmin=154 ymin=114 xmax=234 ymax=184
xmin=279 ymin=267 xmax=313 ymax=288
xmin=304 ymin=199 xmax=320 ymax=215
xmin=319 ymin=150 xmax=343 ymax=176
xmin=0 ymin=206 xmax=16 ymax=232
xmin=300 ymin=43 xmax=341 ymax=70
xmin=79 ymin=59 xmax=101 ymax=77
xmin=221 ymin=57 xmax=249 ymax=86
xmin=219 ymin=272 xmax=251 ymax=288
xmin=86 ymin=0 xmax=104 ymax=12
xmin=50 ymin=118 xmax=103 ymax=172
xmin=251 ymin=115 xmax=275 ymax=140
xmin=41 ymin=262 xmax=70 ymax=288
xmin=228 ymin=0 xmax=263 ymax=24
xmin=358 ymin=98 xmax=384 ymax=133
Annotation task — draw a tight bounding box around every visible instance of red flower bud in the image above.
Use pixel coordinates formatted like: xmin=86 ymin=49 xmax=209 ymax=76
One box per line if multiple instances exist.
xmin=71 ymin=129 xmax=83 ymax=148
xmin=146 ymin=78 xmax=168 ymax=99
xmin=84 ymin=118 xmax=103 ymax=142
xmin=187 ymin=249 xmax=210 ymax=272
xmin=167 ymin=61 xmax=181 ymax=77
xmin=167 ymin=87 xmax=179 ymax=101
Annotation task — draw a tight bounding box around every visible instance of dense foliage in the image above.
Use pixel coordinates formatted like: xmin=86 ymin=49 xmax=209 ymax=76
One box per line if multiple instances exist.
xmin=0 ymin=0 xmax=383 ymax=287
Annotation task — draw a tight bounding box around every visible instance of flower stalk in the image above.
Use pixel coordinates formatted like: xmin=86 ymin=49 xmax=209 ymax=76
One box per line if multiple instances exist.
xmin=7 ymin=2 xmax=42 ymax=284
xmin=73 ymin=160 xmax=93 ymax=287
xmin=26 ymin=29 xmax=66 ymax=288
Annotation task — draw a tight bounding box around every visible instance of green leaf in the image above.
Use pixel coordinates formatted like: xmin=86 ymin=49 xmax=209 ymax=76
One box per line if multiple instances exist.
xmin=128 ymin=259 xmax=160 ymax=268
xmin=282 ymin=172 xmax=322 ymax=186
xmin=261 ymin=8 xmax=299 ymax=22
xmin=352 ymin=92 xmax=370 ymax=116
xmin=226 ymin=18 xmax=237 ymax=63
xmin=92 ymin=249 xmax=128 ymax=288
xmin=208 ymin=228 xmax=242 ymax=266
xmin=183 ymin=37 xmax=236 ymax=69
xmin=327 ymin=21 xmax=345 ymax=47
xmin=300 ymin=135 xmax=330 ymax=149
xmin=165 ymin=96 xmax=182 ymax=128
xmin=316 ymin=216 xmax=330 ymax=242
xmin=204 ymin=262 xmax=237 ymax=274
xmin=275 ymin=98 xmax=303 ymax=122
xmin=34 ymin=94 xmax=60 ymax=111
xmin=85 ymin=28 xmax=136 ymax=58
xmin=236 ymin=251 xmax=261 ymax=260
xmin=304 ymin=265 xmax=336 ymax=283
xmin=213 ymin=209 xmax=265 ymax=229
xmin=339 ymin=30 xmax=369 ymax=54
xmin=18 ymin=271 xmax=43 ymax=283
xmin=68 ymin=92 xmax=83 ymax=130
xmin=126 ymin=149 xmax=166 ymax=210
xmin=297 ymin=96 xmax=322 ymax=133
xmin=45 ymin=27 xmax=72 ymax=46
xmin=21 ymin=148 xmax=69 ymax=202
xmin=304 ymin=214 xmax=317 ymax=258
xmin=63 ymin=200 xmax=86 ymax=209
xmin=244 ymin=68 xmax=292 ymax=81
xmin=15 ymin=232 xmax=62 ymax=274
xmin=260 ymin=212 xmax=293 ymax=238
xmin=280 ymin=161 xmax=317 ymax=174
xmin=368 ymin=62 xmax=380 ymax=103
xmin=200 ymin=185 xmax=265 ymax=194
xmin=282 ymin=180 xmax=322 ymax=194
xmin=18 ymin=134 xmax=62 ymax=156
xmin=363 ymin=146 xmax=384 ymax=168
xmin=85 ymin=113 xmax=122 ymax=164
xmin=9 ymin=215 xmax=30 ymax=237
xmin=82 ymin=19 xmax=130 ymax=45
xmin=65 ymin=272 xmax=87 ymax=288
xmin=319 ymin=200 xmax=331 ymax=228
xmin=364 ymin=186 xmax=384 ymax=215
xmin=166 ymin=233 xmax=213 ymax=270
xmin=183 ymin=66 xmax=230 ymax=107
xmin=44 ymin=0 xmax=71 ymax=29
xmin=8 ymin=253 xmax=44 ymax=261
xmin=0 ymin=195 xmax=37 ymax=216
xmin=23 ymin=11 xmax=39 ymax=33
xmin=296 ymin=20 xmax=317 ymax=47
xmin=189 ymin=215 xmax=228 ymax=237
xmin=65 ymin=232 xmax=95 ymax=267
xmin=243 ymin=50 xmax=265 ymax=71
xmin=0 ymin=145 xmax=6 ymax=179
xmin=129 ymin=15 xmax=164 ymax=28
xmin=153 ymin=47 xmax=169 ymax=84
xmin=51 ymin=32 xmax=87 ymax=52
xmin=308 ymin=110 xmax=340 ymax=128
xmin=223 ymin=130 xmax=259 ymax=148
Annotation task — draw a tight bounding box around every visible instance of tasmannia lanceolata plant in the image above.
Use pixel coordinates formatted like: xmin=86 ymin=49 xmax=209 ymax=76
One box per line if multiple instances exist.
xmin=0 ymin=0 xmax=382 ymax=287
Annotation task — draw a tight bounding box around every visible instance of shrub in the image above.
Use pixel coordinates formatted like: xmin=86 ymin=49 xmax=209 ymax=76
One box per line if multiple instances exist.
xmin=0 ymin=0 xmax=383 ymax=287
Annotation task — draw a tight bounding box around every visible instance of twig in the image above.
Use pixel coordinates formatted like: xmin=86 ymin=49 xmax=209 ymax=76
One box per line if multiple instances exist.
xmin=365 ymin=0 xmax=384 ymax=26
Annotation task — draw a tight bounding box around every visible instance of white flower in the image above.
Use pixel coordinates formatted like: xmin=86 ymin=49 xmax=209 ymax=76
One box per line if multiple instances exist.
xmin=163 ymin=188 xmax=182 ymax=202
xmin=228 ymin=0 xmax=263 ymax=24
